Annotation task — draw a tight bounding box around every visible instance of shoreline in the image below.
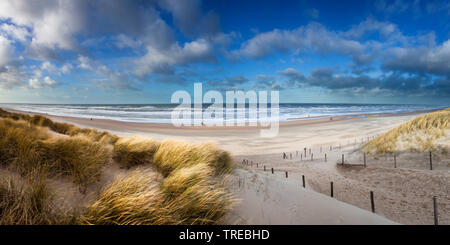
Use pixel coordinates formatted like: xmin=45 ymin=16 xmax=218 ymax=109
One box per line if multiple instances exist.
xmin=2 ymin=107 xmax=435 ymax=132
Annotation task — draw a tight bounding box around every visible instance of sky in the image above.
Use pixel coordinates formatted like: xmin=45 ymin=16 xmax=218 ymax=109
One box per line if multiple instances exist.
xmin=0 ymin=0 xmax=449 ymax=105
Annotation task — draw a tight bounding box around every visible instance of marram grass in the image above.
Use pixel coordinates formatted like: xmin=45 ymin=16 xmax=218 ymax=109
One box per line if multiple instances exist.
xmin=113 ymin=136 xmax=160 ymax=168
xmin=0 ymin=108 xmax=236 ymax=225
xmin=362 ymin=108 xmax=449 ymax=153
xmin=154 ymin=140 xmax=234 ymax=176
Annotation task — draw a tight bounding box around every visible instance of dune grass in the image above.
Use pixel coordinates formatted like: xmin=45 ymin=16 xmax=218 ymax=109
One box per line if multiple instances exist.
xmin=0 ymin=108 xmax=118 ymax=144
xmin=154 ymin=140 xmax=234 ymax=176
xmin=0 ymin=118 xmax=111 ymax=189
xmin=37 ymin=136 xmax=111 ymax=189
xmin=0 ymin=109 xmax=236 ymax=225
xmin=0 ymin=175 xmax=53 ymax=225
xmin=113 ymin=137 xmax=160 ymax=168
xmin=160 ymin=163 xmax=234 ymax=224
xmin=362 ymin=108 xmax=450 ymax=153
xmin=81 ymin=165 xmax=234 ymax=225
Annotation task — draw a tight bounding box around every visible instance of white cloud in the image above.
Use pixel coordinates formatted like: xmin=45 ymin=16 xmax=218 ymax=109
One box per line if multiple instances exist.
xmin=44 ymin=76 xmax=57 ymax=86
xmin=0 ymin=23 xmax=30 ymax=42
xmin=61 ymin=63 xmax=73 ymax=74
xmin=41 ymin=61 xmax=58 ymax=74
xmin=232 ymin=28 xmax=304 ymax=59
xmin=28 ymin=77 xmax=41 ymax=89
xmin=27 ymin=75 xmax=59 ymax=89
xmin=114 ymin=34 xmax=142 ymax=50
xmin=383 ymin=39 xmax=450 ymax=76
xmin=0 ymin=66 xmax=27 ymax=89
xmin=0 ymin=35 xmax=13 ymax=66
xmin=232 ymin=23 xmax=369 ymax=64
xmin=134 ymin=38 xmax=216 ymax=77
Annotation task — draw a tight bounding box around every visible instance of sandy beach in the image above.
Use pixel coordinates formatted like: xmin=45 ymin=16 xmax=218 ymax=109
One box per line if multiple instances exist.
xmin=6 ymin=108 xmax=449 ymax=225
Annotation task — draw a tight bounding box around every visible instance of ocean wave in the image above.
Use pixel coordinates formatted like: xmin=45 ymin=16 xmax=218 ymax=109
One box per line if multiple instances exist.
xmin=0 ymin=103 xmax=446 ymax=124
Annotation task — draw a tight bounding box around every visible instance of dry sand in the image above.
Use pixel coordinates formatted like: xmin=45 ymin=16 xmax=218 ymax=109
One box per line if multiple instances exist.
xmin=7 ymin=109 xmax=449 ymax=225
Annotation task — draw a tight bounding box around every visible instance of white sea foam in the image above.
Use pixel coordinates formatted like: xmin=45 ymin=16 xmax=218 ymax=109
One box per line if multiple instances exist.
xmin=0 ymin=103 xmax=446 ymax=124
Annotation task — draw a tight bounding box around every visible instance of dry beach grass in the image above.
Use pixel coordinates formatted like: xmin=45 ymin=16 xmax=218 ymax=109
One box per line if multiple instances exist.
xmin=0 ymin=109 xmax=235 ymax=225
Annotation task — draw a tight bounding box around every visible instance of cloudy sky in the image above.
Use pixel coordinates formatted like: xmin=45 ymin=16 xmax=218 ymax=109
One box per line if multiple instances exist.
xmin=0 ymin=0 xmax=449 ymax=104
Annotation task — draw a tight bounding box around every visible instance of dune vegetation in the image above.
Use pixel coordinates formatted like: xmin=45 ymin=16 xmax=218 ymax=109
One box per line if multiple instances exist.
xmin=362 ymin=108 xmax=450 ymax=154
xmin=113 ymin=137 xmax=160 ymax=168
xmin=0 ymin=108 xmax=235 ymax=225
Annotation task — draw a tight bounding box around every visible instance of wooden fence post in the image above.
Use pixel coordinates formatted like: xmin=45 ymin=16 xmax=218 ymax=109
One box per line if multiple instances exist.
xmin=285 ymin=171 xmax=288 ymax=178
xmin=330 ymin=182 xmax=334 ymax=198
xmin=325 ymin=153 xmax=327 ymax=162
xmin=264 ymin=166 xmax=266 ymax=171
xmin=342 ymin=154 xmax=344 ymax=165
xmin=364 ymin=152 xmax=366 ymax=167
xmin=433 ymin=196 xmax=438 ymax=225
xmin=271 ymin=168 xmax=274 ymax=174
xmin=302 ymin=175 xmax=305 ymax=188
xmin=311 ymin=153 xmax=313 ymax=161
xmin=370 ymin=191 xmax=375 ymax=213
xmin=394 ymin=154 xmax=396 ymax=168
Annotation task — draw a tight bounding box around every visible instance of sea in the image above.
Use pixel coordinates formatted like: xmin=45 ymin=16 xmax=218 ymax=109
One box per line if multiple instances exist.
xmin=0 ymin=103 xmax=447 ymax=124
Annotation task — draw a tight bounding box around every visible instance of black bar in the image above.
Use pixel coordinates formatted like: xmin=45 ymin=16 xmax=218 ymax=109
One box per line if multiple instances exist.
xmin=325 ymin=153 xmax=327 ymax=162
xmin=285 ymin=171 xmax=288 ymax=178
xmin=342 ymin=154 xmax=344 ymax=165
xmin=271 ymin=168 xmax=274 ymax=174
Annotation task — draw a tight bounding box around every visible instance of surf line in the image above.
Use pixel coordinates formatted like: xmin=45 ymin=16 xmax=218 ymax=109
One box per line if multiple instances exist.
xmin=171 ymin=82 xmax=280 ymax=137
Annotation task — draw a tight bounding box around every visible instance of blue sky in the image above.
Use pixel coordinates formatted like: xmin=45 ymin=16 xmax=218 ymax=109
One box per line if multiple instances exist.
xmin=0 ymin=0 xmax=449 ymax=105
